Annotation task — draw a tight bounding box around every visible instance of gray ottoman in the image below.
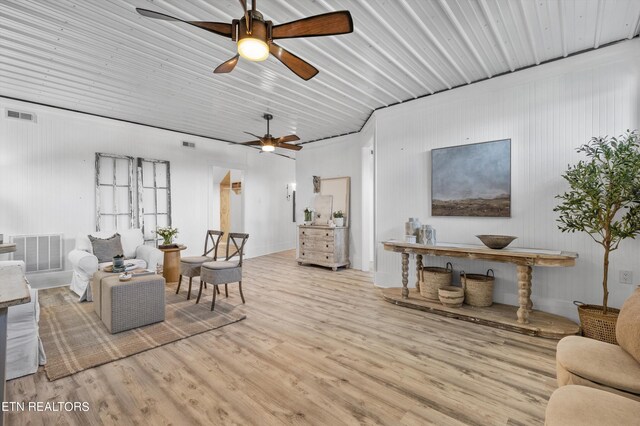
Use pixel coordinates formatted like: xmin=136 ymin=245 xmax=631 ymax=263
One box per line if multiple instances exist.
xmin=98 ymin=274 xmax=165 ymax=334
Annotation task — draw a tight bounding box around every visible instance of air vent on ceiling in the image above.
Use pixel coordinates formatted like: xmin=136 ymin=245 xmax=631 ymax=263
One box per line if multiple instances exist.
xmin=6 ymin=109 xmax=37 ymax=123
xmin=182 ymin=141 xmax=196 ymax=149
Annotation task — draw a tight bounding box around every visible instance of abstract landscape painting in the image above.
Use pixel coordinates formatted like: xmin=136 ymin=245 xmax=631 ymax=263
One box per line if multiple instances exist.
xmin=431 ymin=139 xmax=511 ymax=217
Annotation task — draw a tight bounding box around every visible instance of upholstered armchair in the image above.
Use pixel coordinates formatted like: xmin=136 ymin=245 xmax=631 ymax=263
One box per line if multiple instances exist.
xmin=68 ymin=228 xmax=163 ymax=301
xmin=555 ymin=288 xmax=640 ymax=401
xmin=0 ymin=261 xmax=47 ymax=380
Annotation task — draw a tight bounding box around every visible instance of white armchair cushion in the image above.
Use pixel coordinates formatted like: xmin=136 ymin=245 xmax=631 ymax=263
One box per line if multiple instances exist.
xmin=119 ymin=229 xmax=144 ymax=258
xmin=75 ymin=228 xmax=144 ymax=259
xmin=136 ymin=245 xmax=163 ymax=270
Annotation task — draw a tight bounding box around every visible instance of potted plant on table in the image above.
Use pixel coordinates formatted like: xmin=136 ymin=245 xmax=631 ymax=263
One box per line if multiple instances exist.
xmin=333 ymin=210 xmax=345 ymax=227
xmin=554 ymin=130 xmax=640 ymax=344
xmin=303 ymin=208 xmax=314 ymax=225
xmin=155 ymin=226 xmax=179 ymax=248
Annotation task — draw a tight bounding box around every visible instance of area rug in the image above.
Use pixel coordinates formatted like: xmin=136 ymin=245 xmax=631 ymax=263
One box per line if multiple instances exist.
xmin=39 ymin=284 xmax=246 ymax=381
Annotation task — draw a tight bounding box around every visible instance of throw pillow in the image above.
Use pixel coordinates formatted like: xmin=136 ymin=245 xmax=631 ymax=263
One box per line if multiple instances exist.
xmin=616 ymin=288 xmax=640 ymax=364
xmin=88 ymin=233 xmax=124 ymax=263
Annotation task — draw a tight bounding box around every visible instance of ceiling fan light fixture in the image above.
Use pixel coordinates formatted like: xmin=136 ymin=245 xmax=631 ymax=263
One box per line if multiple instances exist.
xmin=261 ymin=144 xmax=275 ymax=152
xmin=237 ymin=37 xmax=269 ymax=61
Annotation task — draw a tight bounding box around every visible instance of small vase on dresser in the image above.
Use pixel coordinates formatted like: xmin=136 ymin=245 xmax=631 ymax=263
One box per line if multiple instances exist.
xmin=297 ymin=224 xmax=349 ymax=271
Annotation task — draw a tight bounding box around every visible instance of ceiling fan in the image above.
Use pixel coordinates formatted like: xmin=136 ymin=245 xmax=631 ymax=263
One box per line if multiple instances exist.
xmin=242 ymin=114 xmax=301 ymax=152
xmin=136 ymin=1 xmax=353 ymax=80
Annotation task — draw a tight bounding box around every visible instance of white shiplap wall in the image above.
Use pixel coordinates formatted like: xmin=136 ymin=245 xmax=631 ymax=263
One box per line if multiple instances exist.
xmin=0 ymin=98 xmax=296 ymax=285
xmin=295 ymin=132 xmax=365 ymax=270
xmin=374 ymin=38 xmax=640 ymax=320
xmin=294 ymin=117 xmax=374 ymax=271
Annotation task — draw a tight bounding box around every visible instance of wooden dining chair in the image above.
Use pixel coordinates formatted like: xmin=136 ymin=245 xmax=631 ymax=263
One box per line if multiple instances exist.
xmin=177 ymin=230 xmax=223 ymax=300
xmin=198 ymin=233 xmax=249 ymax=311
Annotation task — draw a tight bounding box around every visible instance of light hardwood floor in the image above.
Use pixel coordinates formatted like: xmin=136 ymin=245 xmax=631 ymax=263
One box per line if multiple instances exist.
xmin=7 ymin=250 xmax=558 ymax=425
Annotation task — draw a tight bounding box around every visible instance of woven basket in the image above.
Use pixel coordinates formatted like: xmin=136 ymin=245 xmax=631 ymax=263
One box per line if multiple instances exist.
xmin=438 ymin=286 xmax=464 ymax=308
xmin=462 ymin=269 xmax=495 ymax=307
xmin=575 ymin=302 xmax=620 ymax=345
xmin=420 ymin=262 xmax=453 ymax=301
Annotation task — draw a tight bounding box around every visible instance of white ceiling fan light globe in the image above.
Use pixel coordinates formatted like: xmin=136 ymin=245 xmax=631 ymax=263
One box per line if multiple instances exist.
xmin=237 ymin=38 xmax=270 ymax=61
xmin=261 ymin=144 xmax=275 ymax=152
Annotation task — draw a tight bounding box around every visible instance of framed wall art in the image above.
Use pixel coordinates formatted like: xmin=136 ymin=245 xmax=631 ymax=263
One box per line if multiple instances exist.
xmin=431 ymin=139 xmax=511 ymax=217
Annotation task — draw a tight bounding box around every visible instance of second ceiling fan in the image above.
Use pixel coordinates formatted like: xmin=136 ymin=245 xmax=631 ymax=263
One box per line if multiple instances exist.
xmin=137 ymin=0 xmax=353 ymax=81
xmin=242 ymin=114 xmax=302 ymax=152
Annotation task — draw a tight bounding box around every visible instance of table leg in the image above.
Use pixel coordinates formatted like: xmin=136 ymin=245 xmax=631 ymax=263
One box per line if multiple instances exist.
xmin=517 ymin=265 xmax=532 ymax=324
xmin=162 ymin=251 xmax=180 ymax=283
xmin=401 ymin=253 xmax=409 ymax=299
xmin=415 ymin=254 xmax=422 ymax=293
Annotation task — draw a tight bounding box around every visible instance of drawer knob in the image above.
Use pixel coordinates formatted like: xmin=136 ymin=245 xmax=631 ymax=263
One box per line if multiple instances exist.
xmin=326 ymin=256 xmax=329 ymax=259
xmin=302 ymin=242 xmax=305 ymax=245
xmin=326 ymin=233 xmax=329 ymax=236
xmin=326 ymin=244 xmax=328 ymax=248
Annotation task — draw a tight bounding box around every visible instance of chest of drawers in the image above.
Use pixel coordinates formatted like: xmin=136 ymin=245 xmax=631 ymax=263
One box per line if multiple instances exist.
xmin=297 ymin=225 xmax=349 ymax=271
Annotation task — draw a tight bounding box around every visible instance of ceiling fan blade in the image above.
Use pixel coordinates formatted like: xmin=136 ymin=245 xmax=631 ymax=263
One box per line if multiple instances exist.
xmin=243 ymin=131 xmax=264 ymax=140
xmin=269 ymin=43 xmax=319 ymax=81
xmin=277 ymin=143 xmax=303 ymax=151
xmin=241 ymin=140 xmax=263 ymax=146
xmin=272 ymin=11 xmax=353 ymax=39
xmin=136 ymin=8 xmax=182 ymax=21
xmin=278 ymin=135 xmax=300 ymax=143
xmin=214 ymin=55 xmax=240 ymax=74
xmin=189 ymin=22 xmax=233 ymax=38
xmin=137 ymin=8 xmax=232 ymax=38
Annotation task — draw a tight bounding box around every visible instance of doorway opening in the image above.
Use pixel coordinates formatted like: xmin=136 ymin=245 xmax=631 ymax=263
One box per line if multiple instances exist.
xmin=361 ymin=142 xmax=375 ymax=272
xmin=212 ymin=168 xmax=244 ymax=255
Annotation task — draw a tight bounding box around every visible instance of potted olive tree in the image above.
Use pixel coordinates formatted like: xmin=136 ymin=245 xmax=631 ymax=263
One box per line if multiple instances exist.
xmin=554 ymin=130 xmax=640 ymax=344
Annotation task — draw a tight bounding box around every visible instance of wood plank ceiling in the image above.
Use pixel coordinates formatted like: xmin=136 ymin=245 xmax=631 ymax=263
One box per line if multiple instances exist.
xmin=1 ymin=0 xmax=639 ymax=147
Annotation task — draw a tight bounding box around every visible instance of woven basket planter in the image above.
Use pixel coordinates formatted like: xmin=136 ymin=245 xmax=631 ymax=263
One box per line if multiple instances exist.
xmin=438 ymin=286 xmax=464 ymax=308
xmin=462 ymin=269 xmax=495 ymax=308
xmin=420 ymin=262 xmax=453 ymax=301
xmin=575 ymin=302 xmax=620 ymax=345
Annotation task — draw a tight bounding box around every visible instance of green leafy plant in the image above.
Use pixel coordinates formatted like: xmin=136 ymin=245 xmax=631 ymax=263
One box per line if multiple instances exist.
xmin=304 ymin=207 xmax=314 ymax=222
xmin=554 ymin=130 xmax=640 ymax=313
xmin=333 ymin=210 xmax=344 ymax=218
xmin=155 ymin=226 xmax=179 ymax=246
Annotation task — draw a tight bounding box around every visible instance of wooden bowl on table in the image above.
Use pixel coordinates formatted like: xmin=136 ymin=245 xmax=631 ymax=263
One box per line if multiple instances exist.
xmin=476 ymin=235 xmax=517 ymax=250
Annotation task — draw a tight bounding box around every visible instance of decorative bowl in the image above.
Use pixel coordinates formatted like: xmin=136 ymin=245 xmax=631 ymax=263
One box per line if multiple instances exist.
xmin=476 ymin=235 xmax=517 ymax=250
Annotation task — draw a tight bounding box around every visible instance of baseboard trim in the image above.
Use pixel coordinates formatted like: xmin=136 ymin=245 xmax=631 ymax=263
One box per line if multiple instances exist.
xmin=26 ymin=270 xmax=73 ymax=289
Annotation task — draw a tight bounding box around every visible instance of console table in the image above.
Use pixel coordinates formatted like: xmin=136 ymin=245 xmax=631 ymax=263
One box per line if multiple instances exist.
xmin=382 ymin=240 xmax=579 ymax=339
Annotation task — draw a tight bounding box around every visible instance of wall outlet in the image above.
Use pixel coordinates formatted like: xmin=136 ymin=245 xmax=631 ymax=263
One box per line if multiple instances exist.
xmin=619 ymin=270 xmax=633 ymax=285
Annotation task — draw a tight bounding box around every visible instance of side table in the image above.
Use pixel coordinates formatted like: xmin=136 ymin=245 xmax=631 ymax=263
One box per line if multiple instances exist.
xmin=159 ymin=245 xmax=186 ymax=283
